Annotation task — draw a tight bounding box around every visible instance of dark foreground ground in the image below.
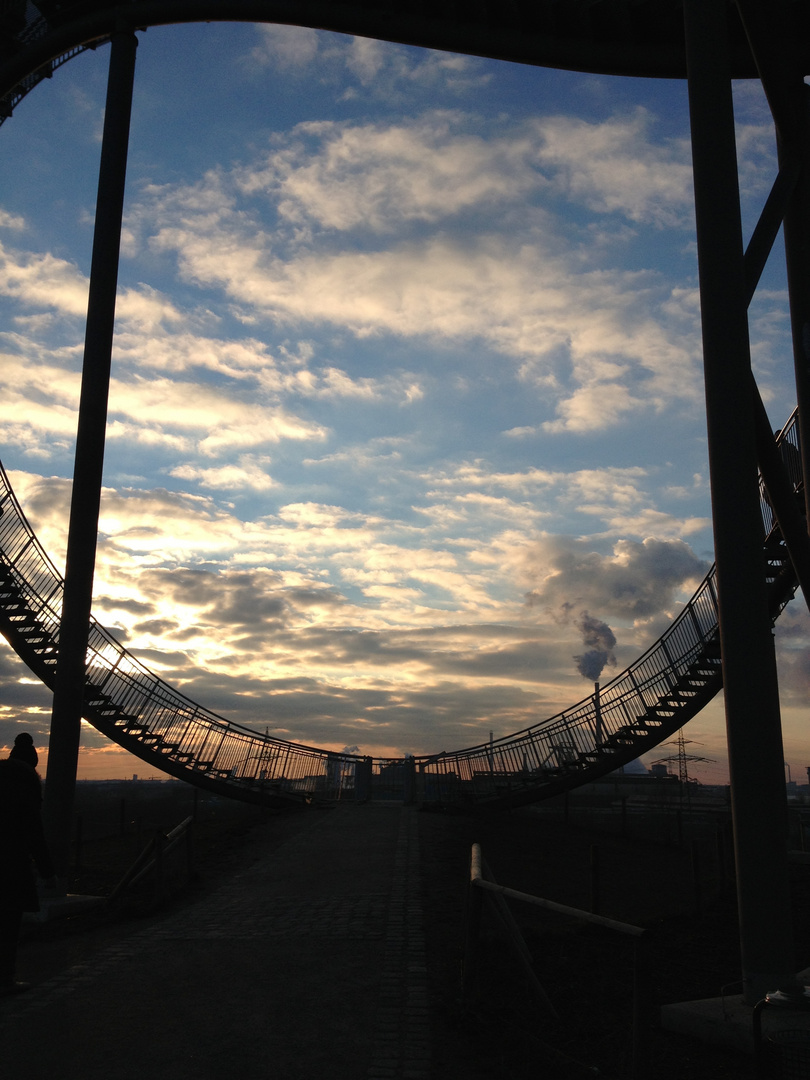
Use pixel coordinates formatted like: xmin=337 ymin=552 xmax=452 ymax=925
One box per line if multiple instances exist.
xmin=12 ymin=786 xmax=810 ymax=1079
xmin=417 ymin=804 xmax=783 ymax=1080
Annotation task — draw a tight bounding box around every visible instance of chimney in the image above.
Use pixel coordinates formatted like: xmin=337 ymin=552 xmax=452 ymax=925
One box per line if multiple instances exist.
xmin=594 ymin=681 xmax=602 ymax=745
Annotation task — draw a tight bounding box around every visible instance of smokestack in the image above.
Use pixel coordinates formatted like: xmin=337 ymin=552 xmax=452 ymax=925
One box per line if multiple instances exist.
xmin=594 ymin=681 xmax=602 ymax=745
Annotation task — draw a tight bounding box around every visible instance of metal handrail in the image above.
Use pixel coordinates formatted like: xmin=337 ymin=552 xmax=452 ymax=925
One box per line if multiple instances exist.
xmin=0 ymin=463 xmax=363 ymax=801
xmin=413 ymin=410 xmax=800 ymax=805
xmin=469 ymin=843 xmax=643 ymax=936
xmin=0 ymin=409 xmax=800 ymax=806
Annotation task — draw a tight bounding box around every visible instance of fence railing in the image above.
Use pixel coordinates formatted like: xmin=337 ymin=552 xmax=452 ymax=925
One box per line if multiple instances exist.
xmin=462 ymin=843 xmax=649 ymax=1077
xmin=414 ymin=408 xmax=800 ymax=805
xmin=0 ymin=408 xmax=800 ymax=806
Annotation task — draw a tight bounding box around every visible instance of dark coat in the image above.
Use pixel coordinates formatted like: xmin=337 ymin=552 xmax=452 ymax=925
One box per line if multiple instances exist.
xmin=0 ymin=758 xmax=54 ymax=911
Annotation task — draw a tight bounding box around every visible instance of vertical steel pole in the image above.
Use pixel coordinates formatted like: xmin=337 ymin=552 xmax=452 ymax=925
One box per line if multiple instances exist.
xmin=43 ymin=30 xmax=138 ymax=877
xmin=683 ymin=0 xmax=794 ymax=1004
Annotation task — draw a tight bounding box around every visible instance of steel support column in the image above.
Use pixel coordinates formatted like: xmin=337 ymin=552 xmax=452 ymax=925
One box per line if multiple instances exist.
xmin=684 ymin=0 xmax=794 ymax=1004
xmin=43 ymin=29 xmax=138 ymax=877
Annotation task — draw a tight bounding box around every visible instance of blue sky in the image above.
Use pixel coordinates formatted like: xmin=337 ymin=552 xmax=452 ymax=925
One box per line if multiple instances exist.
xmin=0 ymin=21 xmax=806 ymax=782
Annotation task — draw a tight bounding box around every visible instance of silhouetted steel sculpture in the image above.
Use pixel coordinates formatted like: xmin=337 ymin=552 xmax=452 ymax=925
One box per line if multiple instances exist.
xmin=0 ymin=416 xmax=799 ymax=807
xmin=0 ymin=0 xmax=808 ymax=1004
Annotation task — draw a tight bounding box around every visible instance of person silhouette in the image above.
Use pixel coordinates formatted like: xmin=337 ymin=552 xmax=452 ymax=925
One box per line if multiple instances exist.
xmin=9 ymin=732 xmax=37 ymax=770
xmin=0 ymin=732 xmax=55 ymax=995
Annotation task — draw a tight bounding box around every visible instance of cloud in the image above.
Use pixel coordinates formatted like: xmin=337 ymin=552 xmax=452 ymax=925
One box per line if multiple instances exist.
xmin=523 ymin=535 xmax=709 ymax=622
xmin=0 ymin=44 xmax=771 ymax=775
xmin=418 ymin=460 xmax=708 ymax=542
xmin=248 ymin=24 xmax=320 ymax=70
xmin=0 ymin=241 xmax=88 ymax=317
xmin=108 ymin=375 xmax=328 ymax=456
xmin=533 ymin=109 xmax=694 ymax=228
xmin=130 ymin=131 xmax=702 ymax=433
xmin=0 ymin=210 xmax=24 ymax=231
xmin=225 ymin=109 xmax=694 ymax=238
xmin=169 ymin=456 xmax=277 ymax=492
xmin=245 ymin=28 xmax=490 ymax=100
xmin=773 ymin=603 xmax=810 ymax=706
xmin=249 ymin=115 xmax=550 ymax=232
xmin=541 ymin=380 xmax=643 ymax=434
xmin=0 ymin=456 xmax=717 ymax=768
xmin=153 ymin=231 xmax=697 ymax=418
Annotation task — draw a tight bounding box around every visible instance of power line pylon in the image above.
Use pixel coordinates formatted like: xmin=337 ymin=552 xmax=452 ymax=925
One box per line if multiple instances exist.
xmin=653 ymin=729 xmax=715 ymax=785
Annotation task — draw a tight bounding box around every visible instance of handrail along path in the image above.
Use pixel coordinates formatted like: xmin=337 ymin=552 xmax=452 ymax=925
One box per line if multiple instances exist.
xmin=0 ymin=410 xmax=801 ymax=808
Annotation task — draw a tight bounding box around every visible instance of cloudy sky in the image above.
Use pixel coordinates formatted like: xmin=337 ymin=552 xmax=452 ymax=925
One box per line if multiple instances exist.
xmin=0 ymin=20 xmax=806 ymax=782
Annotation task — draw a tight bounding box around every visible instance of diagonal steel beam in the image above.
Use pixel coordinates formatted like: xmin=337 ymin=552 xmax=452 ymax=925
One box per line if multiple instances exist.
xmin=740 ymin=152 xmax=810 ymax=602
xmin=736 ymin=0 xmax=810 ymax=531
xmin=735 ymin=0 xmax=805 ymax=143
xmin=743 ymin=155 xmax=801 ymax=303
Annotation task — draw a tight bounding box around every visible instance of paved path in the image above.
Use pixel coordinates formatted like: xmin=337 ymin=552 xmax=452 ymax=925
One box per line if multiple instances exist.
xmin=0 ymin=804 xmax=430 ymax=1080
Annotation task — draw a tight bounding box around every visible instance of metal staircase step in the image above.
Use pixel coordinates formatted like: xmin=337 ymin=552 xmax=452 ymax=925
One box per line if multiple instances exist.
xmin=118 ymin=717 xmax=147 ymax=733
xmin=0 ymin=411 xmax=801 ymax=812
xmin=8 ymin=614 xmax=38 ymax=627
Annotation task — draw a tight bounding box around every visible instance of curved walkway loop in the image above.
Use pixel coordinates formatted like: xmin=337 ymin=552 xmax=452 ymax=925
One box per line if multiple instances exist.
xmin=0 ymin=0 xmax=780 ymax=126
xmin=0 ymin=410 xmax=803 ymax=810
xmin=0 ymin=804 xmax=428 ymax=1080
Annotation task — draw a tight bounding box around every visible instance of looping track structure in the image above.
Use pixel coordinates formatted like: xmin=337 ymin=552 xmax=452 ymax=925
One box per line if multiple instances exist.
xmin=0 ymin=412 xmax=801 ymax=807
xmin=0 ymin=0 xmax=807 ymax=123
xmin=0 ymin=3 xmax=807 ymax=811
xmin=3 ymin=0 xmax=808 ymax=1009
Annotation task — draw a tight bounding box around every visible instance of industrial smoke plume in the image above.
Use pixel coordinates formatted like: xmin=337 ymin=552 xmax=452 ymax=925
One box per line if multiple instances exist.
xmin=573 ymin=611 xmax=617 ymax=681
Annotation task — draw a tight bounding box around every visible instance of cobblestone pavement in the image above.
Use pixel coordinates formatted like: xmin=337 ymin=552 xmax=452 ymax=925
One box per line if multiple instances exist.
xmin=0 ymin=804 xmax=430 ymax=1080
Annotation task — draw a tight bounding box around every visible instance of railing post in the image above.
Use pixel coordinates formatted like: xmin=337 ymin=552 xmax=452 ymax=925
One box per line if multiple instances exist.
xmin=590 ymin=844 xmax=601 ymax=916
xmin=153 ymin=829 xmax=164 ymax=908
xmin=185 ymin=819 xmax=194 ymax=883
xmin=73 ymin=813 xmax=83 ymax=871
xmin=43 ymin=28 xmax=138 ymax=880
xmin=462 ymin=845 xmax=484 ymax=1004
xmin=691 ymin=838 xmax=703 ymax=913
xmin=403 ymin=755 xmax=416 ymax=805
xmin=355 ymin=756 xmax=372 ymax=803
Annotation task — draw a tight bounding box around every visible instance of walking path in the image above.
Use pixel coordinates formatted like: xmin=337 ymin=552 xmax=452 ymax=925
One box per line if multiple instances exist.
xmin=0 ymin=803 xmax=430 ymax=1080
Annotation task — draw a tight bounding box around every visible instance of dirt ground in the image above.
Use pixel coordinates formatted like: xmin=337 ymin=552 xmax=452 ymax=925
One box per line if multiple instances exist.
xmin=18 ymin=788 xmax=810 ymax=1080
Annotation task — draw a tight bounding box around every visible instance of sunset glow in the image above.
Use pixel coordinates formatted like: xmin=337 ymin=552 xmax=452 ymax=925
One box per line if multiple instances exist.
xmin=0 ymin=23 xmax=805 ymax=785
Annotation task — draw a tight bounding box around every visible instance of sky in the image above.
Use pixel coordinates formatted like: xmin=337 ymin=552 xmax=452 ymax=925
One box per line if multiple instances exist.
xmin=0 ymin=20 xmax=806 ymax=783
